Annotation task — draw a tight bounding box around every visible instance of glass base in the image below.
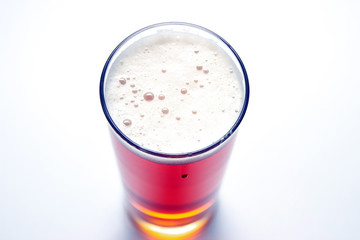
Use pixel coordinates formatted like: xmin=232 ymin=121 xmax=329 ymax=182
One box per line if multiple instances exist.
xmin=126 ymin=199 xmax=216 ymax=239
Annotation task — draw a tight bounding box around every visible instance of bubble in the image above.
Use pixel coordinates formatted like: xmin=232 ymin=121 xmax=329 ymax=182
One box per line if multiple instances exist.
xmin=132 ymin=90 xmax=138 ymax=94
xmin=196 ymin=65 xmax=203 ymax=71
xmin=186 ymin=82 xmax=190 ymax=85
xmin=192 ymin=110 xmax=197 ymax=114
xmin=176 ymin=117 xmax=181 ymax=120
xmin=123 ymin=119 xmax=132 ymax=126
xmin=161 ymin=107 xmax=169 ymax=114
xmin=161 ymin=69 xmax=167 ymax=73
xmin=203 ymin=69 xmax=209 ymax=74
xmin=200 ymin=84 xmax=204 ymax=88
xmin=158 ymin=94 xmax=165 ymax=100
xmin=140 ymin=114 xmax=145 ymax=118
xmin=181 ymin=88 xmax=187 ymax=94
xmin=120 ymin=97 xmax=124 ymax=100
xmin=194 ymin=50 xmax=199 ymax=54
xmin=119 ymin=78 xmax=126 ymax=85
xmin=194 ymin=79 xmax=198 ymax=83
xmin=143 ymin=92 xmax=154 ymax=101
xmin=134 ymin=104 xmax=138 ymax=108
xmin=130 ymin=84 xmax=135 ymax=88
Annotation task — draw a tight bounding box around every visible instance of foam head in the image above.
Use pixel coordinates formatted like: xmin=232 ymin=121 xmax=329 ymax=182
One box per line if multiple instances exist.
xmin=102 ymin=23 xmax=248 ymax=158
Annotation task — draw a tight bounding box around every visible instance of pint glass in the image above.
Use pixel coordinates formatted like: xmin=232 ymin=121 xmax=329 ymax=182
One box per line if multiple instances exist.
xmin=100 ymin=22 xmax=249 ymax=239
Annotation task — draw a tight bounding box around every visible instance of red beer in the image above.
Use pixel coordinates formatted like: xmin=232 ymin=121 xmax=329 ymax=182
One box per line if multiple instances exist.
xmin=112 ymin=132 xmax=236 ymax=210
xmin=100 ymin=22 xmax=249 ymax=239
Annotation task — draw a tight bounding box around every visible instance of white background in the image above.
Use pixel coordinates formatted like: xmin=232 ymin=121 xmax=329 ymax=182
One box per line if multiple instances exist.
xmin=1 ymin=0 xmax=360 ymax=239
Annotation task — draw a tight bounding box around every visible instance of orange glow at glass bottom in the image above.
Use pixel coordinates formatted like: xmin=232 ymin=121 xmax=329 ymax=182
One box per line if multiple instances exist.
xmin=133 ymin=213 xmax=211 ymax=240
xmin=131 ymin=199 xmax=214 ymax=220
xmin=128 ymin=200 xmax=215 ymax=239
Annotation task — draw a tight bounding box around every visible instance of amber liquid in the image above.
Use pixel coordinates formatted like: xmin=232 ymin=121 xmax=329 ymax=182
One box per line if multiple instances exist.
xmin=111 ymin=134 xmax=236 ymax=239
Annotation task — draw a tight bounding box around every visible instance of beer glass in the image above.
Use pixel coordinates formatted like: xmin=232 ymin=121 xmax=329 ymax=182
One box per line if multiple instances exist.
xmin=100 ymin=22 xmax=249 ymax=239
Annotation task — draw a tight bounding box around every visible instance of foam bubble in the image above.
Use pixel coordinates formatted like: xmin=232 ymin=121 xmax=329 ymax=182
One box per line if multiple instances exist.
xmin=119 ymin=78 xmax=126 ymax=85
xmin=158 ymin=94 xmax=165 ymax=100
xmin=162 ymin=107 xmax=169 ymax=114
xmin=123 ymin=119 xmax=132 ymax=126
xmin=144 ymin=92 xmax=154 ymax=101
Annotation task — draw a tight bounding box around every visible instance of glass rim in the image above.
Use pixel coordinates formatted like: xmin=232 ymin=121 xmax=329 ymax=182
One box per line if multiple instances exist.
xmin=100 ymin=22 xmax=250 ymax=160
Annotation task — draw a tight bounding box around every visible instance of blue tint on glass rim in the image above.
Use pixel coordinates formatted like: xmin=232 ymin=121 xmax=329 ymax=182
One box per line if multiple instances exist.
xmin=100 ymin=22 xmax=249 ymax=159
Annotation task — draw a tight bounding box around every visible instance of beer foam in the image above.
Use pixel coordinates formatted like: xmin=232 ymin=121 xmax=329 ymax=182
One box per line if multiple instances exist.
xmin=105 ymin=30 xmax=244 ymax=154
